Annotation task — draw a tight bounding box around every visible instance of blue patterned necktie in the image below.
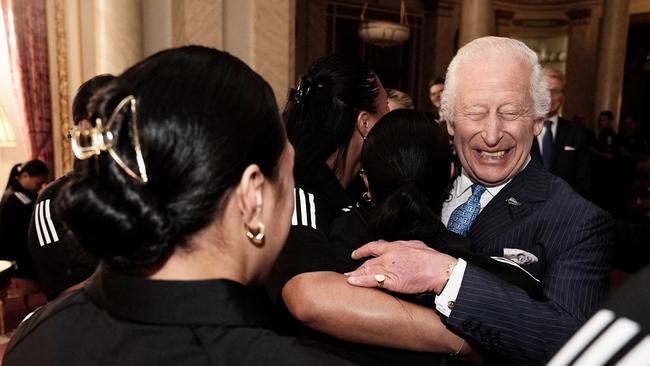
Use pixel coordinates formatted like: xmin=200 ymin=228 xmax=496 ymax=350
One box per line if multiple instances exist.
xmin=542 ymin=120 xmax=554 ymax=169
xmin=447 ymin=184 xmax=486 ymax=236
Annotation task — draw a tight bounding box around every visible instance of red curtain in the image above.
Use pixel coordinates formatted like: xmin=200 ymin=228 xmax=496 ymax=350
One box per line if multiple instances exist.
xmin=1 ymin=0 xmax=53 ymax=173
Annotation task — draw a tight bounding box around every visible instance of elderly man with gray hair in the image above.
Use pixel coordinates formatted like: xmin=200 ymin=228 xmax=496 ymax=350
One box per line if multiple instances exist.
xmin=344 ymin=37 xmax=612 ymax=365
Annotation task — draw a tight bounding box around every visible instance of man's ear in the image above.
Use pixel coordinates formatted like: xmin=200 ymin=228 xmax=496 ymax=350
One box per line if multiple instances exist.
xmin=532 ymin=117 xmax=544 ymax=136
xmin=446 ymin=120 xmax=455 ymax=137
xmin=356 ymin=111 xmax=370 ymax=138
xmin=236 ymin=164 xmax=265 ymax=228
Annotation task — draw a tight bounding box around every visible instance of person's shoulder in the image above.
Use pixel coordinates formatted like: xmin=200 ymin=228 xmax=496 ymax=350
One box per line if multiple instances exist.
xmin=5 ymin=290 xmax=90 ymax=354
xmin=544 ymin=175 xmax=613 ymax=229
xmin=3 ymin=189 xmax=33 ymax=206
xmin=523 ymin=161 xmax=609 ymax=219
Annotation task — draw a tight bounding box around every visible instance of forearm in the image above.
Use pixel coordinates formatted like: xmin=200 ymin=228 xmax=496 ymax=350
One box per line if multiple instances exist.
xmin=282 ymin=271 xmax=463 ymax=353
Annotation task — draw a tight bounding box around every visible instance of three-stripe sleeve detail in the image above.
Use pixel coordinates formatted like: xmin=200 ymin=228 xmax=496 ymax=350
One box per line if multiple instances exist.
xmin=548 ymin=309 xmax=649 ymax=366
xmin=291 ymin=188 xmax=317 ymax=229
xmin=34 ymin=199 xmax=60 ymax=246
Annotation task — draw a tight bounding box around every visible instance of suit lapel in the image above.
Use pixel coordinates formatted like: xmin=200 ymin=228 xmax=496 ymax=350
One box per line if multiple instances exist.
xmin=467 ymin=160 xmax=550 ymax=249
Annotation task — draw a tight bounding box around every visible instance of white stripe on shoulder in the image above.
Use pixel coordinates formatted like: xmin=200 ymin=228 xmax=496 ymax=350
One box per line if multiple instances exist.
xmin=291 ymin=188 xmax=298 ymax=226
xmin=548 ymin=309 xmax=615 ymax=366
xmin=38 ymin=200 xmax=52 ymax=244
xmin=615 ymin=335 xmax=650 ymax=366
xmin=308 ymin=192 xmax=316 ymax=229
xmin=34 ymin=202 xmax=45 ymax=247
xmin=572 ymin=317 xmax=640 ymax=366
xmin=44 ymin=199 xmax=59 ymax=243
xmin=14 ymin=191 xmax=32 ymax=205
xmin=298 ymin=188 xmax=308 ymax=227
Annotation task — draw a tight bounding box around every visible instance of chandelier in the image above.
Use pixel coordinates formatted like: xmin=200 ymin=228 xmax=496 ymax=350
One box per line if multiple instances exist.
xmin=358 ymin=0 xmax=410 ymax=48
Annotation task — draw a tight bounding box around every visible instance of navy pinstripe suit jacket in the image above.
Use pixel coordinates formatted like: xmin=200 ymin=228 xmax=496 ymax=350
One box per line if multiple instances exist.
xmin=446 ymin=159 xmax=613 ymax=366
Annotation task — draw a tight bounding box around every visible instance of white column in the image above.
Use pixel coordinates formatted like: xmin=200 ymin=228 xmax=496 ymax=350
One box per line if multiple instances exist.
xmin=594 ymin=0 xmax=630 ymax=130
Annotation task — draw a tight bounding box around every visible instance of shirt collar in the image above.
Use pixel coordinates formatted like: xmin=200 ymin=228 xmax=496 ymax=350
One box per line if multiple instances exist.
xmin=86 ymin=267 xmax=273 ymax=327
xmin=454 ymin=156 xmax=532 ymax=198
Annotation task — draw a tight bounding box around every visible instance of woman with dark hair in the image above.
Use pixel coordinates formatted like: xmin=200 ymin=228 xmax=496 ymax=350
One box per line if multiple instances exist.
xmin=0 ymin=159 xmax=49 ymax=279
xmin=4 ymin=46 xmax=353 ymax=366
xmin=27 ymin=74 xmax=115 ymax=301
xmin=282 ymin=111 xmax=540 ymax=364
xmin=267 ymin=54 xmax=389 ymax=298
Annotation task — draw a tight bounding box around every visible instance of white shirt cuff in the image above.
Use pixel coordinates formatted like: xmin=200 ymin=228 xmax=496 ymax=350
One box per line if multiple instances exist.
xmin=435 ymin=258 xmax=467 ymax=317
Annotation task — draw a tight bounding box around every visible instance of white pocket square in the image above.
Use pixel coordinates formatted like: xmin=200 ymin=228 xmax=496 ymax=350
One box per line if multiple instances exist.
xmin=564 ymin=146 xmax=576 ymax=151
xmin=503 ymin=248 xmax=538 ymax=265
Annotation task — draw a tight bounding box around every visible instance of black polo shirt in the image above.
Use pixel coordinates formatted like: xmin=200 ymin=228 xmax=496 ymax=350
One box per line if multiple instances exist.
xmin=0 ymin=185 xmax=38 ymax=279
xmin=265 ymin=163 xmax=353 ymax=300
xmin=27 ymin=176 xmax=97 ymax=300
xmin=3 ymin=268 xmax=356 ymax=366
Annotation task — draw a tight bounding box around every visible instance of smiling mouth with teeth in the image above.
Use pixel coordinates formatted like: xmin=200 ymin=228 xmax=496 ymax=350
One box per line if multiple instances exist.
xmin=478 ymin=150 xmax=509 ymax=158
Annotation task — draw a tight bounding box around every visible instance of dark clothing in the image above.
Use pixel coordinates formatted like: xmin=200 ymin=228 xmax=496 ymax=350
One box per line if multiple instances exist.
xmin=595 ymin=127 xmax=619 ymax=153
xmin=3 ymin=268 xmax=355 ymax=366
xmin=265 ymin=163 xmax=353 ymax=300
xmin=27 ymin=176 xmax=97 ymax=300
xmin=450 ymin=160 xmax=612 ymax=365
xmin=0 ymin=185 xmax=38 ymax=279
xmin=532 ymin=117 xmax=592 ymax=198
xmin=266 ymin=166 xmax=451 ymax=366
xmin=548 ymin=265 xmax=650 ymax=365
xmin=329 ymin=203 xmax=543 ymax=301
xmin=592 ymin=128 xmax=622 ymax=215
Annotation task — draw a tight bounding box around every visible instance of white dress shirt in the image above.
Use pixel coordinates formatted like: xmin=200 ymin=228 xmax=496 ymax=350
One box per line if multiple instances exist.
xmin=435 ymin=158 xmax=530 ymax=316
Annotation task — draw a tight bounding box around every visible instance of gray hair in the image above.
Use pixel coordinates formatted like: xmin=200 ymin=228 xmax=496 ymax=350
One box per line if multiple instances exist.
xmin=440 ymin=36 xmax=550 ymax=122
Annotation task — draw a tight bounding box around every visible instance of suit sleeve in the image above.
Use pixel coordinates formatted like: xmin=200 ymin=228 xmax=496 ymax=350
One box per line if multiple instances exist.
xmin=445 ymin=208 xmax=612 ymax=366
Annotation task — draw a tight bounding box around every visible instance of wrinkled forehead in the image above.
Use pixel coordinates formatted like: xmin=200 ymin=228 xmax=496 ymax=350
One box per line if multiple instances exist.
xmin=455 ymin=58 xmax=532 ymax=108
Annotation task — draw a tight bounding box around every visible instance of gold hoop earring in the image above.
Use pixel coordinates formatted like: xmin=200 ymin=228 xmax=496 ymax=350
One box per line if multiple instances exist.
xmin=362 ymin=191 xmax=375 ymax=206
xmin=246 ymin=222 xmax=265 ymax=245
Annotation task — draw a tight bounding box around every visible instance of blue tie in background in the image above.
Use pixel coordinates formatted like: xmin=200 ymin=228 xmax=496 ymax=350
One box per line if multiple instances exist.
xmin=447 ymin=184 xmax=486 ymax=236
xmin=542 ymin=120 xmax=554 ymax=169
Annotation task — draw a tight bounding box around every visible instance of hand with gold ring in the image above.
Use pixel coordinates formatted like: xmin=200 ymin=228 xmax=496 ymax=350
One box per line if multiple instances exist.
xmin=374 ymin=274 xmax=386 ymax=288
xmin=345 ymin=240 xmax=457 ymax=294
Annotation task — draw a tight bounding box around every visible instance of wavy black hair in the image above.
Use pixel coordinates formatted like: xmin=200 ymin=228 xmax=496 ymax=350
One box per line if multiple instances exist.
xmin=361 ymin=110 xmax=452 ymax=242
xmin=284 ymin=54 xmax=379 ymax=183
xmin=72 ymin=74 xmax=115 ymax=124
xmin=59 ymin=46 xmax=286 ymax=273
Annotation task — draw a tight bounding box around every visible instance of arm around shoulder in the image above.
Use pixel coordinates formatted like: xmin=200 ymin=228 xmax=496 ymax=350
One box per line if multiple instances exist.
xmin=282 ymin=271 xmax=468 ymax=354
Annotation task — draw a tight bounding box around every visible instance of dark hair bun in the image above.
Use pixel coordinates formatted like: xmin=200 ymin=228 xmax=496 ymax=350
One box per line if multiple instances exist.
xmin=362 ymin=109 xmax=452 ymax=242
xmin=284 ymin=54 xmax=379 ymax=181
xmin=60 ymin=46 xmax=285 ymax=273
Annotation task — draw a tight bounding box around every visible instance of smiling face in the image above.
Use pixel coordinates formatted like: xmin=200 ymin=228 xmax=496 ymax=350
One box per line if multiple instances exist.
xmin=447 ymin=57 xmax=543 ymax=187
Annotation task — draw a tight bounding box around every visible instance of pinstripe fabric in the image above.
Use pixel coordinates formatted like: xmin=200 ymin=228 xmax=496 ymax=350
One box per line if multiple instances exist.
xmin=446 ymin=160 xmax=613 ymax=366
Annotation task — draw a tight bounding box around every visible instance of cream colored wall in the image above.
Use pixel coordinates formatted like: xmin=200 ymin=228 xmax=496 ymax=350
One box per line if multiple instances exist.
xmin=223 ymin=0 xmax=252 ymax=65
xmin=66 ymin=0 xmax=293 ymax=104
xmin=45 ymin=0 xmax=295 ymax=176
xmin=143 ymin=0 xmax=172 ymax=57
